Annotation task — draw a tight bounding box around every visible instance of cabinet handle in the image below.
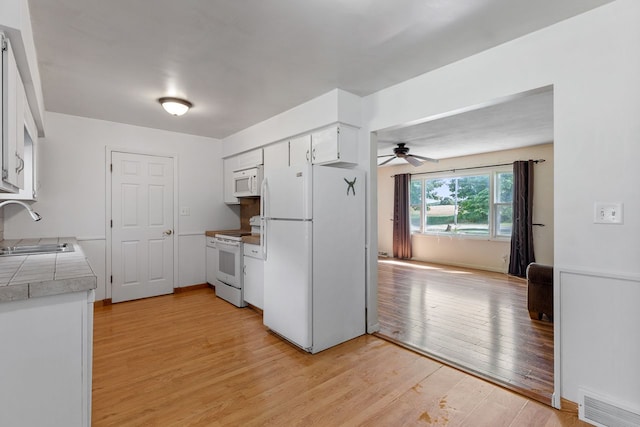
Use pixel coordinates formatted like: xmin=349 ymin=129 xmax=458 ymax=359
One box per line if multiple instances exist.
xmin=15 ymin=153 xmax=24 ymax=174
xmin=312 ymin=148 xmax=316 ymax=161
xmin=306 ymin=150 xmax=310 ymax=162
xmin=243 ymin=265 xmax=246 ymax=275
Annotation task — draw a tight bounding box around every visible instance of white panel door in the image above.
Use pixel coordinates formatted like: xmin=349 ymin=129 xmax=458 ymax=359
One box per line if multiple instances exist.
xmin=263 ymin=220 xmax=312 ymax=349
xmin=112 ymin=152 xmax=174 ymax=303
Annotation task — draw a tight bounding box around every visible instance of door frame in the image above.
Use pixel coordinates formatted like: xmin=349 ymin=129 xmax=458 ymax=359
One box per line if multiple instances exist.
xmin=105 ymin=146 xmax=180 ymax=301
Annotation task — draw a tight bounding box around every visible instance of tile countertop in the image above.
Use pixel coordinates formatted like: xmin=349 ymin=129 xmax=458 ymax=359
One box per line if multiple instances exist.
xmin=0 ymin=237 xmax=97 ymax=303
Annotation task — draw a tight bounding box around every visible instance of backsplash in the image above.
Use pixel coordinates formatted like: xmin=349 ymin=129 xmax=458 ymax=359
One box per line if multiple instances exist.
xmin=239 ymin=198 xmax=260 ymax=230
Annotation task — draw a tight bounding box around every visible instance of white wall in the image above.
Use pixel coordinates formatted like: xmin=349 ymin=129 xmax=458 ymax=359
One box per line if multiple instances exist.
xmin=378 ymin=144 xmax=554 ymax=272
xmin=3 ymin=112 xmax=239 ymax=300
xmin=363 ymin=0 xmax=640 ymax=407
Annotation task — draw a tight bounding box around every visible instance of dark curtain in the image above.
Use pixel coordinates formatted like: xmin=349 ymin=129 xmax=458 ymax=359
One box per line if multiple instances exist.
xmin=393 ymin=173 xmax=412 ymax=259
xmin=508 ymin=160 xmax=535 ymax=277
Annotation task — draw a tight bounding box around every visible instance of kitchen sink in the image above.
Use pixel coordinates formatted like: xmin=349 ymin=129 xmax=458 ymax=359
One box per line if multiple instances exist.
xmin=0 ymin=243 xmax=75 ymax=256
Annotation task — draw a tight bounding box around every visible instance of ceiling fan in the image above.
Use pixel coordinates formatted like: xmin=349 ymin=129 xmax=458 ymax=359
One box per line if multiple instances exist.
xmin=378 ymin=142 xmax=438 ymax=167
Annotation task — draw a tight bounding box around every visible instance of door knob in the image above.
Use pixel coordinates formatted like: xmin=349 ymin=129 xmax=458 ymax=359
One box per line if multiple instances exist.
xmin=163 ymin=229 xmax=173 ymax=236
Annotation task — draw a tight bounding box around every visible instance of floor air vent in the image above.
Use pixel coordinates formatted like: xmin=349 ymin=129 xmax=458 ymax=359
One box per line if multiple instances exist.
xmin=579 ymin=389 xmax=640 ymax=427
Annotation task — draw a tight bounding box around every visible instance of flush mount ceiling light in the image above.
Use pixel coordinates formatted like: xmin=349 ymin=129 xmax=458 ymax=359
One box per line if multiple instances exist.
xmin=158 ymin=97 xmax=192 ymax=116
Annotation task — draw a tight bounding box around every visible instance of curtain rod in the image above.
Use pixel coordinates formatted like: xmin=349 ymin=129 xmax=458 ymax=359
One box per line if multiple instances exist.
xmin=390 ymin=159 xmax=545 ymax=178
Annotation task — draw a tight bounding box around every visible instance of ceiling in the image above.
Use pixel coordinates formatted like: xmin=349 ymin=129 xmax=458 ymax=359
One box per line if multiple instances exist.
xmin=376 ymin=88 xmax=554 ymax=166
xmin=28 ymin=0 xmax=611 ymax=139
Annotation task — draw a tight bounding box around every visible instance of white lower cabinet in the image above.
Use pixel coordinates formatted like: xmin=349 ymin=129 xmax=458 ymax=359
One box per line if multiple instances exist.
xmin=206 ymin=238 xmax=218 ymax=285
xmin=0 ymin=290 xmax=94 ymax=427
xmin=243 ymin=243 xmax=264 ymax=309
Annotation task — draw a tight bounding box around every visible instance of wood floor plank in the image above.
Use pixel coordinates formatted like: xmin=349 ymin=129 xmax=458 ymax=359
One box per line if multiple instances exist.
xmin=92 ymin=287 xmax=582 ymax=426
xmin=377 ymin=258 xmax=555 ymax=404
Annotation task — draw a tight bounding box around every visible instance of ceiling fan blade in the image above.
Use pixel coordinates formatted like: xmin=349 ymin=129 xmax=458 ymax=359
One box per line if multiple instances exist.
xmin=378 ymin=156 xmax=396 ymax=166
xmin=377 ymin=154 xmax=395 ymax=158
xmin=405 ymin=156 xmax=423 ymax=167
xmin=411 ymin=154 xmax=439 ymax=163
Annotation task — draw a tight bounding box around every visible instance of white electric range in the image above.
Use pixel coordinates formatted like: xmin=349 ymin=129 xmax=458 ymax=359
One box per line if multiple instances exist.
xmin=210 ymin=231 xmax=251 ymax=307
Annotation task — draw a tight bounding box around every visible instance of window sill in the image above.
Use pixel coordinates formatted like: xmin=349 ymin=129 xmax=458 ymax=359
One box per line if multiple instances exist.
xmin=412 ymin=232 xmax=511 ymax=243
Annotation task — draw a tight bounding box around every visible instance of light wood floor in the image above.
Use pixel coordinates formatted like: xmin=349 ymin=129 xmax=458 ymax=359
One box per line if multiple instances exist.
xmin=377 ymin=258 xmax=554 ymax=405
xmin=92 ymin=287 xmax=585 ymax=426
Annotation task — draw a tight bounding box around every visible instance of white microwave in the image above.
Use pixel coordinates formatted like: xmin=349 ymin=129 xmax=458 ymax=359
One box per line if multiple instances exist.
xmin=233 ymin=167 xmax=263 ymax=197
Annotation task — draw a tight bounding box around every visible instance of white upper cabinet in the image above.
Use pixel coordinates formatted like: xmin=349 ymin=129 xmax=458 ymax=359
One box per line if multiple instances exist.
xmin=1 ymin=35 xmax=26 ymax=193
xmin=289 ymin=134 xmax=311 ymax=168
xmin=310 ymin=124 xmax=358 ymax=166
xmin=11 ymin=100 xmax=39 ymax=200
xmin=235 ymin=148 xmax=263 ymax=171
xmin=263 ymin=140 xmax=289 ymax=179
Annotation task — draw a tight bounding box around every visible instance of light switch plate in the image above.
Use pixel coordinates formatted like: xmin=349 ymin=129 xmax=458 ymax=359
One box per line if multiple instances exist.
xmin=594 ymin=202 xmax=623 ymax=224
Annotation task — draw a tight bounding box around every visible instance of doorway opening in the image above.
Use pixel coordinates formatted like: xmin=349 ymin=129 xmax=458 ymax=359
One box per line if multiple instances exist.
xmin=373 ymin=87 xmax=555 ymax=405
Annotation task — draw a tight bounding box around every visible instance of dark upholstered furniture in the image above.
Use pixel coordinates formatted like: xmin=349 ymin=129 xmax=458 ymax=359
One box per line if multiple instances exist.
xmin=526 ymin=263 xmax=553 ymax=321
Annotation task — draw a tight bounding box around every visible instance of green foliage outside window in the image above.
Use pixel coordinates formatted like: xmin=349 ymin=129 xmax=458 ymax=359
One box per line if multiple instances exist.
xmin=410 ymin=170 xmax=513 ymax=237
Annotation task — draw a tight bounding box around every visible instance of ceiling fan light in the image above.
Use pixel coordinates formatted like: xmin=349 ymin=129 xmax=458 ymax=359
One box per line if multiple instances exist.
xmin=159 ymin=97 xmax=192 ymax=116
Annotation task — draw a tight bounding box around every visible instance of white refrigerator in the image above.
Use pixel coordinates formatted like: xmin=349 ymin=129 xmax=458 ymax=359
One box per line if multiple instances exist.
xmin=262 ymin=163 xmax=365 ymax=353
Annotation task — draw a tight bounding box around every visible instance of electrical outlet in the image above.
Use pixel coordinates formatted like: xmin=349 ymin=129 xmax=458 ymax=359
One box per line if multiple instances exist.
xmin=180 ymin=207 xmax=190 ymax=216
xmin=594 ymin=202 xmax=623 ymax=224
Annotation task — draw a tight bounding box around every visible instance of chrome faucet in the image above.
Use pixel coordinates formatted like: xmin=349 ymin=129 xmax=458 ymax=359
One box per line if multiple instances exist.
xmin=0 ymin=200 xmax=42 ymax=221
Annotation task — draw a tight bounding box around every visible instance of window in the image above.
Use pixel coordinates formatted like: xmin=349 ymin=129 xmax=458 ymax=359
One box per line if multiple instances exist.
xmin=411 ymin=170 xmax=513 ymax=238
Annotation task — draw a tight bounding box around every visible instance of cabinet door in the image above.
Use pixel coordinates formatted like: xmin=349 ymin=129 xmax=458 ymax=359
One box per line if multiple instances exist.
xmin=236 ymin=148 xmax=263 ymax=171
xmin=223 ymin=157 xmax=239 ymax=204
xmin=311 ymin=125 xmax=358 ymax=166
xmin=311 ymin=126 xmax=339 ymax=164
xmin=14 ymin=74 xmax=25 ymax=189
xmin=206 ymin=244 xmax=218 ymax=285
xmin=263 ymin=140 xmax=289 ymax=180
xmin=243 ymin=253 xmax=264 ymax=309
xmin=289 ymin=134 xmax=311 ymax=168
xmin=2 ymin=37 xmax=23 ymax=190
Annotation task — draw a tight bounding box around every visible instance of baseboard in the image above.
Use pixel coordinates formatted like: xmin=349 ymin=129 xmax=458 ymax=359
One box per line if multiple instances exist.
xmin=247 ymin=303 xmax=263 ymax=315
xmin=379 ymin=257 xmax=509 ymax=275
xmin=174 ymin=283 xmax=210 ymax=293
xmin=560 ymin=398 xmax=579 ymax=415
xmin=94 ymin=284 xmax=210 ymax=305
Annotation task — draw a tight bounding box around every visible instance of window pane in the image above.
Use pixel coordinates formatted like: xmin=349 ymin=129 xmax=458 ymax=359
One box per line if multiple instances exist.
xmin=425 ymin=175 xmax=489 ymax=235
xmin=496 ymin=204 xmax=513 ymax=236
xmin=496 ymin=172 xmax=513 ymax=203
xmin=410 ymin=180 xmax=422 ymax=231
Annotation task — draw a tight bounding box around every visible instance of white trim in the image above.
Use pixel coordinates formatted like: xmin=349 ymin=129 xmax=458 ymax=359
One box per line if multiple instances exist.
xmin=105 ymin=146 xmax=180 ymax=299
xmin=556 ymin=265 xmax=640 ymax=283
xmin=178 ymin=232 xmax=207 ymax=237
xmin=76 ymin=236 xmax=106 ymax=241
xmin=553 ymin=266 xmax=562 ymax=409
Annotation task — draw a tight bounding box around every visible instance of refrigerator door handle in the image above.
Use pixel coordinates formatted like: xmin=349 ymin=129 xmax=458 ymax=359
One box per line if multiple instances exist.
xmin=261 ymin=177 xmax=268 ymax=260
